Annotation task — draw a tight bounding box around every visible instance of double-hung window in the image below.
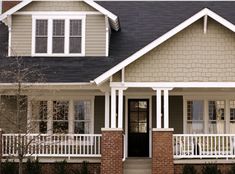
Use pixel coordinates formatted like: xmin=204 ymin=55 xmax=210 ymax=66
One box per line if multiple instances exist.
xmin=29 ymin=98 xmax=93 ymax=134
xmin=32 ymin=16 xmax=85 ymax=56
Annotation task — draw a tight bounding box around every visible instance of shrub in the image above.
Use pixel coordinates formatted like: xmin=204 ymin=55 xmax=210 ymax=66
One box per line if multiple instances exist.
xmin=202 ymin=164 xmax=221 ymax=174
xmin=71 ymin=161 xmax=89 ymax=174
xmin=54 ymin=160 xmax=67 ymax=174
xmin=182 ymin=164 xmax=197 ymax=174
xmin=228 ymin=164 xmax=235 ymax=174
xmin=80 ymin=161 xmax=89 ymax=174
xmin=25 ymin=158 xmax=41 ymax=174
xmin=2 ymin=159 xmax=17 ymax=174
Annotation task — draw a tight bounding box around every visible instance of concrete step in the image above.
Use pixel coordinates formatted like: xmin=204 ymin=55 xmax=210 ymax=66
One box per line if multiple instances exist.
xmin=123 ymin=158 xmax=152 ymax=174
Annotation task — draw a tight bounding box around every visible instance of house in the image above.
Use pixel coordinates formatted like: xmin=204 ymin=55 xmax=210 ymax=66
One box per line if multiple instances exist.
xmin=0 ymin=0 xmax=235 ymax=173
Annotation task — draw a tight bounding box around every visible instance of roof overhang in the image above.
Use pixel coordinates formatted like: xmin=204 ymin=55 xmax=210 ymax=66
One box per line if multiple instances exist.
xmin=0 ymin=0 xmax=119 ymax=30
xmin=94 ymin=8 xmax=235 ymax=85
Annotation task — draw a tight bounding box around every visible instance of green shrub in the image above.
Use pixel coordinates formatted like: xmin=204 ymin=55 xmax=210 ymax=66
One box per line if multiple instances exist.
xmin=182 ymin=164 xmax=197 ymax=174
xmin=71 ymin=161 xmax=89 ymax=174
xmin=25 ymin=158 xmax=41 ymax=174
xmin=80 ymin=161 xmax=89 ymax=174
xmin=228 ymin=164 xmax=235 ymax=174
xmin=202 ymin=164 xmax=221 ymax=174
xmin=2 ymin=159 xmax=17 ymax=174
xmin=54 ymin=160 xmax=67 ymax=174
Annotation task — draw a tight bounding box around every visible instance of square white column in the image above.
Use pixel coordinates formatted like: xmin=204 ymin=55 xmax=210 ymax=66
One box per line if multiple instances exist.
xmin=164 ymin=89 xmax=169 ymax=128
xmin=105 ymin=91 xmax=110 ymax=128
xmin=118 ymin=89 xmax=123 ymax=129
xmin=156 ymin=89 xmax=162 ymax=128
xmin=111 ymin=88 xmax=116 ymax=128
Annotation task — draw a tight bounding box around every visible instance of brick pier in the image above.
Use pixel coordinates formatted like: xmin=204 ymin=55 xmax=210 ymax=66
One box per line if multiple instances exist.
xmin=101 ymin=128 xmax=123 ymax=174
xmin=152 ymin=128 xmax=174 ymax=174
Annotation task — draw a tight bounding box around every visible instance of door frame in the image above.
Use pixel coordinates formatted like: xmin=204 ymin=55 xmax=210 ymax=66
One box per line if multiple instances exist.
xmin=125 ymin=95 xmax=152 ymax=158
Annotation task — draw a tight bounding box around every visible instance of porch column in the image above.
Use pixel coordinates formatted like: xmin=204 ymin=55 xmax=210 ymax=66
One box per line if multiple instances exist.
xmin=153 ymin=88 xmax=162 ymax=128
xmin=47 ymin=100 xmax=53 ymax=134
xmin=105 ymin=91 xmax=110 ymax=128
xmin=153 ymin=88 xmax=172 ymax=129
xmin=118 ymin=89 xmax=123 ymax=129
xmin=111 ymin=88 xmax=116 ymax=128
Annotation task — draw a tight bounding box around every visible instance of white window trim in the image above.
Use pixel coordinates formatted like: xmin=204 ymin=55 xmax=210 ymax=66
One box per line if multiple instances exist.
xmin=28 ymin=96 xmax=94 ymax=134
xmin=183 ymin=96 xmax=234 ymax=134
xmin=32 ymin=14 xmax=86 ymax=57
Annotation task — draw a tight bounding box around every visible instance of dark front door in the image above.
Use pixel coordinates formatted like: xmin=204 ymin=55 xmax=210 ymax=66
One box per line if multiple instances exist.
xmin=128 ymin=99 xmax=149 ymax=157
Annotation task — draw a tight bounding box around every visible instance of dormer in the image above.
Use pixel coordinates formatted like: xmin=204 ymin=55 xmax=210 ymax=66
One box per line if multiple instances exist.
xmin=0 ymin=0 xmax=119 ymax=57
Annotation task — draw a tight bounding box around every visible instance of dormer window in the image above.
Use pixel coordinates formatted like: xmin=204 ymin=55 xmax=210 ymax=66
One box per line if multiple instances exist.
xmin=32 ymin=15 xmax=85 ymax=56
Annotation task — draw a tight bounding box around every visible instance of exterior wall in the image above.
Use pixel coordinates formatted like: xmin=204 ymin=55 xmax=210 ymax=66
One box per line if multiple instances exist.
xmin=0 ymin=96 xmax=27 ymax=133
xmin=86 ymin=15 xmax=106 ymax=56
xmin=94 ymin=96 xmax=105 ymax=134
xmin=124 ymin=19 xmax=235 ymax=82
xmin=11 ymin=15 xmax=32 ymax=56
xmin=152 ymin=96 xmax=183 ymax=133
xmin=19 ymin=1 xmax=95 ymax=11
xmin=10 ymin=1 xmax=106 ymax=56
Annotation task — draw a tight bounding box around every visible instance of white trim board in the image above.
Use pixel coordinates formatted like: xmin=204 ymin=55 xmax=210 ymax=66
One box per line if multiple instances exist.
xmin=111 ymin=82 xmax=235 ymax=88
xmin=0 ymin=0 xmax=119 ymax=30
xmin=94 ymin=8 xmax=235 ymax=84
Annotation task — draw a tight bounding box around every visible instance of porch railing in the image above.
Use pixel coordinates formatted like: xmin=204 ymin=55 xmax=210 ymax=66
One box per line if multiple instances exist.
xmin=2 ymin=134 xmax=102 ymax=158
xmin=173 ymin=134 xmax=235 ymax=159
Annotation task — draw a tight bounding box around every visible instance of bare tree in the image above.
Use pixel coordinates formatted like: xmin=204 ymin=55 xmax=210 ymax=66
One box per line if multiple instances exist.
xmin=0 ymin=51 xmax=46 ymax=174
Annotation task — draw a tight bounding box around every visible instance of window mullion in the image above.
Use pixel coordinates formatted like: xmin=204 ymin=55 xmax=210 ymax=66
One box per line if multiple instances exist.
xmin=65 ymin=18 xmax=70 ymax=54
xmin=48 ymin=18 xmax=52 ymax=54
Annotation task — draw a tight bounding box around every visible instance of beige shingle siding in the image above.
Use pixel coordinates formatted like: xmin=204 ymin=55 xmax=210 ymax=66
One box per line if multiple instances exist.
xmin=11 ymin=15 xmax=32 ymax=56
xmin=124 ymin=19 xmax=235 ymax=82
xmin=85 ymin=15 xmax=106 ymax=56
xmin=20 ymin=1 xmax=95 ymax=11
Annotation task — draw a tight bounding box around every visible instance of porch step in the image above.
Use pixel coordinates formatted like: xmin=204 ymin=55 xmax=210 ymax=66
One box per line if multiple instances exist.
xmin=123 ymin=158 xmax=152 ymax=174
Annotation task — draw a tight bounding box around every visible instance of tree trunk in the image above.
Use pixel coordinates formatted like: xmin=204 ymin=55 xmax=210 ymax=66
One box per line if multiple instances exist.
xmin=18 ymin=158 xmax=23 ymax=174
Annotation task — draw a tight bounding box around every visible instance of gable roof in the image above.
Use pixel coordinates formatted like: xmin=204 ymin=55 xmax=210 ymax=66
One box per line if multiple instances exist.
xmin=1 ymin=1 xmax=235 ymax=83
xmin=0 ymin=0 xmax=119 ymax=30
xmin=94 ymin=7 xmax=235 ymax=84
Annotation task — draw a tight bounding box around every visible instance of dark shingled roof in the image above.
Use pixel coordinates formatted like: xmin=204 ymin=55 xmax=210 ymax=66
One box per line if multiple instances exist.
xmin=0 ymin=1 xmax=235 ymax=83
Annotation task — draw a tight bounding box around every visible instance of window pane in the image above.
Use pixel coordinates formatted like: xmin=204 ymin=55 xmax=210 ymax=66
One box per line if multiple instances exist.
xmin=53 ymin=20 xmax=64 ymax=36
xmin=53 ymin=101 xmax=69 ymax=120
xmin=53 ymin=122 xmax=68 ymax=134
xmin=186 ymin=100 xmax=204 ymax=133
xmin=74 ymin=122 xmax=90 ymax=134
xmin=69 ymin=37 xmax=81 ymax=53
xmin=230 ymin=101 xmax=235 ymax=133
xmin=53 ymin=20 xmax=65 ymax=53
xmin=36 ymin=20 xmax=47 ymax=36
xmin=53 ymin=37 xmax=64 ymax=53
xmin=35 ymin=20 xmax=48 ymax=53
xmin=208 ymin=100 xmax=225 ymax=134
xmin=36 ymin=37 xmax=47 ymax=53
xmin=69 ymin=20 xmax=82 ymax=54
xmin=74 ymin=101 xmax=91 ymax=134
xmin=70 ymin=20 xmax=81 ymax=36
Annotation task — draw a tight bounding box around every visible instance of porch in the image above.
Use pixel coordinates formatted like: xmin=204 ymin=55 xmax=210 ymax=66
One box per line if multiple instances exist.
xmin=1 ymin=83 xmax=235 ymax=162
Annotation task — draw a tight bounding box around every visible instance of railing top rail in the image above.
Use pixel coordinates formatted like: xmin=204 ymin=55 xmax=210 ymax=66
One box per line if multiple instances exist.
xmin=2 ymin=133 xmax=102 ymax=136
xmin=173 ymin=134 xmax=235 ymax=136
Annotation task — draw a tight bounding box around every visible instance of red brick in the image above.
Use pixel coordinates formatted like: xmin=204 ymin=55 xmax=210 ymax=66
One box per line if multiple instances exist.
xmin=152 ymin=129 xmax=174 ymax=174
xmin=101 ymin=129 xmax=123 ymax=174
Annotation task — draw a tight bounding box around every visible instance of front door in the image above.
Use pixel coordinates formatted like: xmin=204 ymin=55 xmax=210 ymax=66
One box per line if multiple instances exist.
xmin=128 ymin=99 xmax=149 ymax=157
